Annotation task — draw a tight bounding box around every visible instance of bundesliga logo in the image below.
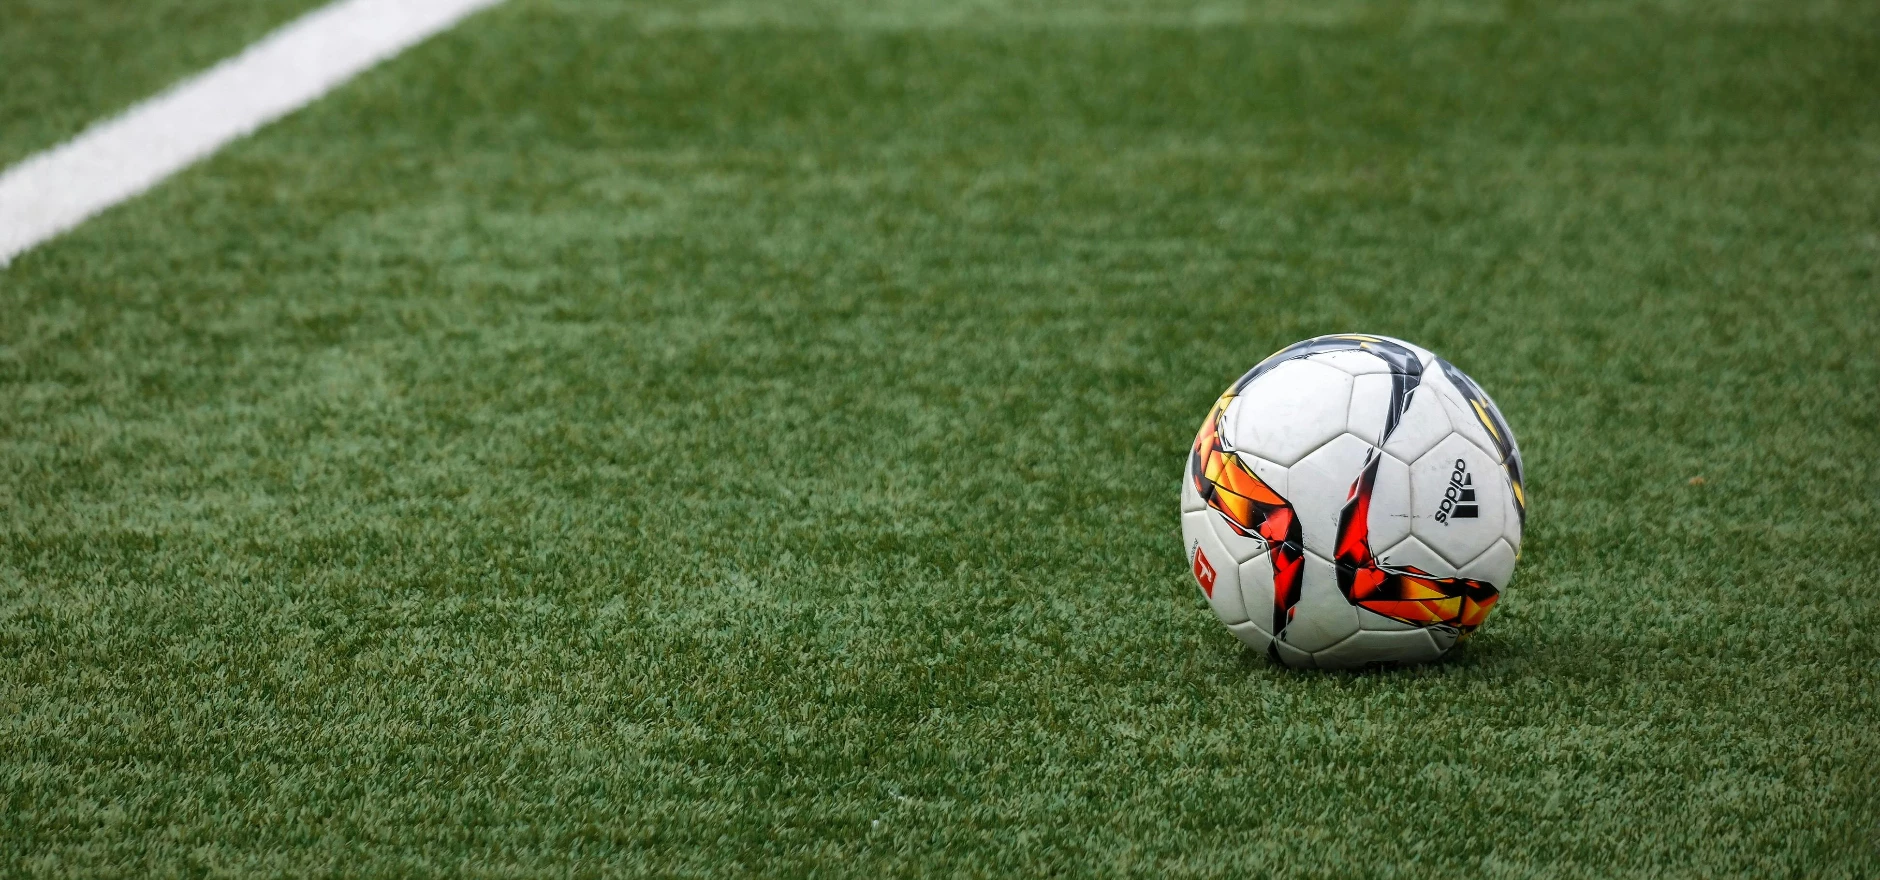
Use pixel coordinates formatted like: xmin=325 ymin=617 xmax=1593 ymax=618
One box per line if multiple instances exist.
xmin=1433 ymin=458 xmax=1478 ymax=524
xmin=1191 ymin=546 xmax=1217 ymax=597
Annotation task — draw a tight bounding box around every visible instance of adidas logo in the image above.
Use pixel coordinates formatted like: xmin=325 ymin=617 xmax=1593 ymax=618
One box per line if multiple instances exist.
xmin=1433 ymin=458 xmax=1479 ymax=524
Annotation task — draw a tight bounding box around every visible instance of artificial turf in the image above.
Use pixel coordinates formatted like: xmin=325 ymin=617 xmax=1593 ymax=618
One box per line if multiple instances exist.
xmin=3 ymin=0 xmax=1878 ymax=875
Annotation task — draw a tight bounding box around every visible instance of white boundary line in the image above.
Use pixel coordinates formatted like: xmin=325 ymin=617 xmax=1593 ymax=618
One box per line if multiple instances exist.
xmin=0 ymin=0 xmax=506 ymax=266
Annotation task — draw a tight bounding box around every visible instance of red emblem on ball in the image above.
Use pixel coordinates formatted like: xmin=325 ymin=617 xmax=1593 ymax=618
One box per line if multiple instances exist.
xmin=1192 ymin=547 xmax=1217 ymax=598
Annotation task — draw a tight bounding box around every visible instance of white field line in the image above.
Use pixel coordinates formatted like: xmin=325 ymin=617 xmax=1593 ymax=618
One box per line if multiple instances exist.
xmin=0 ymin=0 xmax=506 ymax=266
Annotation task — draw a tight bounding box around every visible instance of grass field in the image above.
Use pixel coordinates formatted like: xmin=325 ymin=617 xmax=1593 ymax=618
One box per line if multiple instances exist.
xmin=3 ymin=0 xmax=1879 ymax=875
xmin=0 ymin=0 xmax=326 ymax=168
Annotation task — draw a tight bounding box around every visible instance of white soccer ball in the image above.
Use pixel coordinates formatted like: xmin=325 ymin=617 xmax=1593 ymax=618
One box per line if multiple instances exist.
xmin=1180 ymin=334 xmax=1527 ymax=669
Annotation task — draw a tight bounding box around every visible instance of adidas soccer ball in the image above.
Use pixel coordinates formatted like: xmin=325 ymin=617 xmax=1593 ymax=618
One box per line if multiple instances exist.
xmin=1180 ymin=334 xmax=1527 ymax=669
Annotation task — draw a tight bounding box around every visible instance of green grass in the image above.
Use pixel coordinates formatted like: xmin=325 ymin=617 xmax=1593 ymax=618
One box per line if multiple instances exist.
xmin=3 ymin=0 xmax=1878 ymax=875
xmin=0 ymin=0 xmax=328 ymax=168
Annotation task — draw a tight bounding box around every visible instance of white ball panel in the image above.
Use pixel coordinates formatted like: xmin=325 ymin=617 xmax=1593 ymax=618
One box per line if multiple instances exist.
xmin=1439 ymin=390 xmax=1506 ymax=465
xmin=1180 ymin=469 xmax=1203 ymax=513
xmin=1419 ymin=355 xmax=1469 ymax=399
xmin=1415 ymin=367 xmax=1475 ymax=432
xmin=1270 ymin=638 xmax=1314 ymax=669
xmin=1276 ymin=553 xmax=1359 ymax=653
xmin=1462 ymin=538 xmax=1518 ymax=591
xmin=1182 ymin=510 xmax=1246 ymax=625
xmin=1308 ymin=349 xmax=1395 ymax=376
xmin=1236 ymin=552 xmax=1276 ymax=638
xmin=1409 ymin=435 xmax=1506 ymax=568
xmin=1311 ymin=628 xmax=1441 ymax=669
xmin=1373 ymin=381 xmax=1454 ymax=464
xmin=1238 ymin=451 xmax=1290 ymax=499
xmin=1287 ymin=433 xmax=1375 ymax=560
xmin=1225 ymin=621 xmax=1273 ymax=654
xmin=1375 ymin=535 xmax=1458 ymax=579
xmin=1222 ymin=360 xmax=1353 ymax=467
xmin=1366 ymin=449 xmax=1413 ymax=553
xmin=1346 ymin=373 xmax=1394 ymax=447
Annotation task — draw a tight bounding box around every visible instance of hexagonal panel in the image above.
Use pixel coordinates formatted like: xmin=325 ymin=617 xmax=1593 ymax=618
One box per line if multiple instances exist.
xmin=1410 ymin=435 xmax=1506 ymax=568
xmin=1312 ymin=629 xmax=1441 ymax=670
xmin=1182 ymin=510 xmax=1246 ymax=625
xmin=1364 ymin=376 xmax=1454 ymax=463
xmin=1276 ymin=552 xmax=1358 ymax=653
xmin=1461 ymin=538 xmax=1519 ymax=593
xmin=1237 ymin=551 xmax=1277 ymax=638
xmin=1286 ymin=433 xmax=1375 ymax=560
xmin=1221 ymin=360 xmax=1353 ymax=467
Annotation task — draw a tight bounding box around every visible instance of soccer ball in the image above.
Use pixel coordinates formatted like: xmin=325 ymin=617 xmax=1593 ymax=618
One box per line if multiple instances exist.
xmin=1180 ymin=334 xmax=1527 ymax=669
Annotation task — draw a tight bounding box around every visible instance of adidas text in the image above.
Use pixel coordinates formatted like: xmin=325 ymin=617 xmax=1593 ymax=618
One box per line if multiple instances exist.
xmin=1433 ymin=458 xmax=1479 ymax=524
